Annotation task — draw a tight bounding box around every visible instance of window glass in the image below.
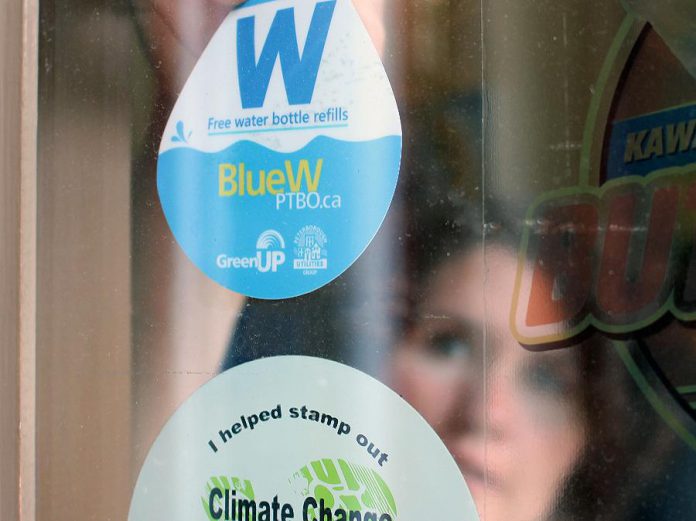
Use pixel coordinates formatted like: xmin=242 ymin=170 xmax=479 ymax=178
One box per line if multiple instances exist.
xmin=35 ymin=1 xmax=696 ymax=520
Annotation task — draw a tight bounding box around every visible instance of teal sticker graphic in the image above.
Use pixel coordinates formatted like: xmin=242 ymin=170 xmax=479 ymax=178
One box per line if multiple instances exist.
xmin=129 ymin=356 xmax=478 ymax=521
xmin=157 ymin=0 xmax=402 ymax=299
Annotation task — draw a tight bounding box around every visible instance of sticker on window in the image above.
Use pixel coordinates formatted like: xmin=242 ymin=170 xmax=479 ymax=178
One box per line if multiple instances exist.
xmin=128 ymin=356 xmax=478 ymax=521
xmin=156 ymin=0 xmax=402 ymax=299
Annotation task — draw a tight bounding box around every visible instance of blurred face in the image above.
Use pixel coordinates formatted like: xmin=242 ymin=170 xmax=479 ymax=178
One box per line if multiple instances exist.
xmin=393 ymin=246 xmax=586 ymax=521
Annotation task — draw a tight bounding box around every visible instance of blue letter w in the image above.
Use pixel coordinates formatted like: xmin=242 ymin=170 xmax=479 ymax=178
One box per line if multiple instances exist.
xmin=237 ymin=1 xmax=336 ymax=109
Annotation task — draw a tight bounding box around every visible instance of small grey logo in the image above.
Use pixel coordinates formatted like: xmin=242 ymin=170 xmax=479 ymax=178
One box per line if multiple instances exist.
xmin=293 ymin=225 xmax=328 ymax=275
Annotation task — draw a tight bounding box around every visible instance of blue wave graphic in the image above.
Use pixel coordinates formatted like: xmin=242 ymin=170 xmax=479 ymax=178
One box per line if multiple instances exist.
xmin=158 ymin=135 xmax=402 ymax=299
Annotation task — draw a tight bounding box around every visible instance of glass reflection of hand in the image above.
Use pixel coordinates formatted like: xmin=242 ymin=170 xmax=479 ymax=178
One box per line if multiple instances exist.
xmin=136 ymin=0 xmax=387 ymax=100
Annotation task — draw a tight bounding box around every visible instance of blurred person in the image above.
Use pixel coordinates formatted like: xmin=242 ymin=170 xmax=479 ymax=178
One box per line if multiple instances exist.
xmin=391 ymin=219 xmax=696 ymax=521
xmin=393 ymin=239 xmax=584 ymax=521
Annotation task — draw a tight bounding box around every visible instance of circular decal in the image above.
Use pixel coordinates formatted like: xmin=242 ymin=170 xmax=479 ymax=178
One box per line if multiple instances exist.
xmin=129 ymin=356 xmax=478 ymax=521
xmin=157 ymin=0 xmax=402 ymax=299
xmin=511 ymin=11 xmax=696 ymax=449
xmin=600 ymin=20 xmax=696 ymax=449
xmin=508 ymin=3 xmax=696 ymax=450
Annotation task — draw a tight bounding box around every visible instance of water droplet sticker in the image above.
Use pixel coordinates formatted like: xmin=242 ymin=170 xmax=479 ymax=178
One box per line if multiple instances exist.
xmin=157 ymin=0 xmax=402 ymax=299
xmin=128 ymin=356 xmax=479 ymax=521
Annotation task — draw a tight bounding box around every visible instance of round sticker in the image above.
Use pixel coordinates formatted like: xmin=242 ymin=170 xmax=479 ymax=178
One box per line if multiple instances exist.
xmin=129 ymin=356 xmax=478 ymax=521
xmin=157 ymin=0 xmax=402 ymax=299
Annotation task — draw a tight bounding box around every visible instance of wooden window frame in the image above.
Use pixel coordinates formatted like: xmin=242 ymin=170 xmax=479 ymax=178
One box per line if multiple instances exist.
xmin=1 ymin=1 xmax=38 ymax=520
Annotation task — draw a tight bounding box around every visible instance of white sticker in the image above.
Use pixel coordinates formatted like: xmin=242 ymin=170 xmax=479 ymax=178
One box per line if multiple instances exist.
xmin=129 ymin=356 xmax=479 ymax=521
xmin=157 ymin=0 xmax=402 ymax=299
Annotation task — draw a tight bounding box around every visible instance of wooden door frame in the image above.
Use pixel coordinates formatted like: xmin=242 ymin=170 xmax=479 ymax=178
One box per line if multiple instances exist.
xmin=1 ymin=1 xmax=38 ymax=521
